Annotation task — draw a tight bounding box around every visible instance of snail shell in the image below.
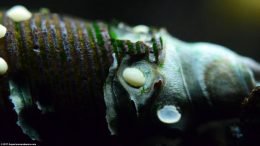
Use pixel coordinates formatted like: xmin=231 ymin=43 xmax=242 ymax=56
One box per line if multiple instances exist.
xmin=0 ymin=9 xmax=115 ymax=142
xmin=0 ymin=5 xmax=259 ymax=144
xmin=104 ymin=28 xmax=259 ymax=134
xmin=161 ymin=34 xmax=256 ymax=116
xmin=0 ymin=7 xmax=162 ymax=143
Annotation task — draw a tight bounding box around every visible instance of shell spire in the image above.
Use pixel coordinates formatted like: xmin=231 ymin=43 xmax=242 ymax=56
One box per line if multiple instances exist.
xmin=0 ymin=6 xmax=164 ymax=143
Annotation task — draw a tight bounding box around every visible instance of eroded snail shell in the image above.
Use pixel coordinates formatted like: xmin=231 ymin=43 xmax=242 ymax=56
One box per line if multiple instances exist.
xmin=0 ymin=6 xmax=115 ymax=141
xmin=0 ymin=5 xmax=163 ymax=142
xmin=0 ymin=5 xmax=259 ymax=144
xmin=104 ymin=25 xmax=259 ymax=135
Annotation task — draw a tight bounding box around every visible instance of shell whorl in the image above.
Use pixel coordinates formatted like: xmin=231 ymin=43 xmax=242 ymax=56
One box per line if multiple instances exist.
xmin=0 ymin=11 xmax=163 ymax=109
xmin=0 ymin=10 xmax=164 ymax=141
xmin=1 ymin=13 xmax=113 ymax=110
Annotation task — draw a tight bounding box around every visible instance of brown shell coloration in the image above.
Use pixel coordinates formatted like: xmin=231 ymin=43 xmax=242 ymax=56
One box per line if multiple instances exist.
xmin=0 ymin=10 xmax=163 ymax=144
xmin=0 ymin=11 xmax=163 ymax=109
xmin=1 ymin=11 xmax=114 ymax=109
xmin=0 ymin=11 xmax=115 ymax=144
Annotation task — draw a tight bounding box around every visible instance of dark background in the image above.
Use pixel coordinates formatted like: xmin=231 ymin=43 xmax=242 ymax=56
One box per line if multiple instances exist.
xmin=1 ymin=0 xmax=260 ymax=62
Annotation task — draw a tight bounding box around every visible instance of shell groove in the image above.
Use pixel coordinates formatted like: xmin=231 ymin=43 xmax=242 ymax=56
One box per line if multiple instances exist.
xmin=0 ymin=10 xmax=163 ymax=140
xmin=1 ymin=12 xmax=115 ymax=109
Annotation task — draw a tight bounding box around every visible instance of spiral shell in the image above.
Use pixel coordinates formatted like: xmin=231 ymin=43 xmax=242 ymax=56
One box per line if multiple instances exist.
xmin=0 ymin=6 xmax=259 ymax=145
xmin=0 ymin=7 xmax=163 ymax=143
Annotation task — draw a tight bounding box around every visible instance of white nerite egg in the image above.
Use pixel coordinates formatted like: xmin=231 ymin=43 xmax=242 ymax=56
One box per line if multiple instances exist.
xmin=133 ymin=25 xmax=149 ymax=34
xmin=7 ymin=5 xmax=32 ymax=22
xmin=122 ymin=67 xmax=146 ymax=87
xmin=0 ymin=57 xmax=8 ymax=75
xmin=157 ymin=105 xmax=181 ymax=124
xmin=0 ymin=24 xmax=7 ymax=38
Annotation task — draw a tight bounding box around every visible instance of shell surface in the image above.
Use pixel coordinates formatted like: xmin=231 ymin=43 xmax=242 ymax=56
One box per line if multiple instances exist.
xmin=0 ymin=6 xmax=259 ymax=145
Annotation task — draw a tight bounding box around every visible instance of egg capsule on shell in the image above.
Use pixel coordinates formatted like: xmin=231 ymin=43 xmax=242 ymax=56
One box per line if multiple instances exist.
xmin=6 ymin=5 xmax=32 ymax=22
xmin=0 ymin=57 xmax=8 ymax=75
xmin=0 ymin=24 xmax=7 ymax=38
xmin=157 ymin=105 xmax=181 ymax=124
xmin=122 ymin=67 xmax=146 ymax=88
